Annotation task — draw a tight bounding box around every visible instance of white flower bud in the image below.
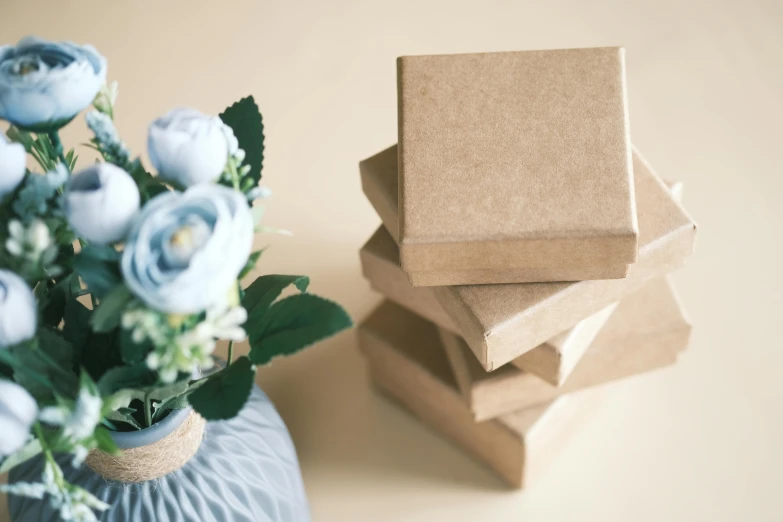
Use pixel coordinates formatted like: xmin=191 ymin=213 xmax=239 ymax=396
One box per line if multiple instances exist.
xmin=0 ymin=134 xmax=26 ymax=199
xmin=148 ymin=108 xmax=234 ymax=187
xmin=64 ymin=163 xmax=140 ymax=245
xmin=29 ymin=219 xmax=51 ymax=253
xmin=0 ymin=380 xmax=38 ymax=456
xmin=0 ymin=269 xmax=37 ymax=347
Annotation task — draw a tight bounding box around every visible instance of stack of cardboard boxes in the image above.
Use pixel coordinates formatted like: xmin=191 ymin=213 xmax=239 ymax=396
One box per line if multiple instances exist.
xmin=358 ymin=47 xmax=697 ymax=488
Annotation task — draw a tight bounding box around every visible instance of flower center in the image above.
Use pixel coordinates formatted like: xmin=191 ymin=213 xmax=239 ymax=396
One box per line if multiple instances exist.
xmin=12 ymin=58 xmax=40 ymax=76
xmin=162 ymin=217 xmax=211 ymax=269
xmin=170 ymin=227 xmax=195 ymax=249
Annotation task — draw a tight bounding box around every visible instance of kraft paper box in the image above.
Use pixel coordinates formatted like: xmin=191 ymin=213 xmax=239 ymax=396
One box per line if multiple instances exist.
xmin=361 ymin=144 xmax=696 ymax=370
xmin=360 ymin=227 xmax=616 ymax=386
xmin=359 ymin=301 xmax=604 ymax=489
xmin=441 ymin=277 xmax=691 ymax=421
xmin=395 ymin=47 xmax=637 ymax=283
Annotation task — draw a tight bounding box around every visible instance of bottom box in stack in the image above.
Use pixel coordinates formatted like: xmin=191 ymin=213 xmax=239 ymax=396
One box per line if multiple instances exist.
xmin=357 ymin=277 xmax=691 ymax=488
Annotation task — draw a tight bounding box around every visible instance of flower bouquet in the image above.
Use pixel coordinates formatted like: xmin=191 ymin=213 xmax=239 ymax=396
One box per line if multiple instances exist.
xmin=0 ymin=37 xmax=351 ymax=521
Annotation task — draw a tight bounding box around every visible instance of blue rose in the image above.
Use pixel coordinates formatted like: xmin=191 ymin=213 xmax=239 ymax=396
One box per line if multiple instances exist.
xmin=0 ymin=379 xmax=37 ymax=457
xmin=121 ymin=185 xmax=253 ymax=314
xmin=0 ymin=133 xmax=26 ymax=199
xmin=0 ymin=269 xmax=37 ymax=348
xmin=64 ymin=163 xmax=140 ymax=245
xmin=148 ymin=108 xmax=237 ymax=187
xmin=0 ymin=36 xmax=106 ymax=131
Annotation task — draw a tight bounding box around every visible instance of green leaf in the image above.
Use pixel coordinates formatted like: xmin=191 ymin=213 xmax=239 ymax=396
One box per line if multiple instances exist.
xmin=38 ymin=278 xmax=66 ymax=328
xmin=38 ymin=329 xmax=75 ymax=375
xmin=0 ymin=439 xmax=42 ymax=474
xmin=64 ymin=149 xmax=77 ymax=170
xmin=79 ymin=368 xmax=101 ymax=397
xmin=219 ymin=95 xmax=264 ymax=184
xmin=90 ymin=285 xmax=133 ymax=333
xmin=188 ymin=357 xmax=255 ymax=420
xmin=104 ymin=389 xmax=138 ymax=411
xmin=247 ymin=293 xmax=352 ymax=365
xmin=63 ymin=298 xmax=91 ymax=364
xmin=9 ymin=345 xmax=77 ymax=401
xmin=141 ymin=180 xmax=170 ymax=201
xmin=8 ymin=332 xmax=79 ymax=400
xmin=152 ymin=393 xmax=190 ymax=423
xmin=105 ymin=408 xmax=143 ymax=430
xmin=144 ymin=378 xmax=190 ymax=402
xmin=119 ymin=327 xmax=152 ymax=365
xmin=79 ymin=330 xmax=123 ymax=383
xmin=97 ymin=363 xmax=156 ymax=396
xmin=242 ymin=274 xmax=309 ymax=321
xmin=72 ymin=245 xmax=122 ymax=299
xmin=93 ymin=426 xmax=120 ymax=455
xmin=130 ymin=158 xmax=171 ymax=203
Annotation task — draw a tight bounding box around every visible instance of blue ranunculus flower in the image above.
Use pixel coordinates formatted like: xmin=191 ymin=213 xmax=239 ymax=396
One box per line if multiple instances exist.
xmin=0 ymin=379 xmax=38 ymax=457
xmin=64 ymin=163 xmax=140 ymax=245
xmin=0 ymin=269 xmax=37 ymax=348
xmin=148 ymin=107 xmax=237 ymax=188
xmin=0 ymin=134 xmax=26 ymax=199
xmin=121 ymin=185 xmax=254 ymax=314
xmin=0 ymin=36 xmax=107 ymax=131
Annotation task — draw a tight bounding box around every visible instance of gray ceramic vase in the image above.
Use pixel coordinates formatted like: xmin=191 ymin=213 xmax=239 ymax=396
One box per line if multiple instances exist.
xmin=8 ymin=385 xmax=310 ymax=522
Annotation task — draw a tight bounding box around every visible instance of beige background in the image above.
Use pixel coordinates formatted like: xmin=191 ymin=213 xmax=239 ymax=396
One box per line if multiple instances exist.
xmin=1 ymin=0 xmax=782 ymax=520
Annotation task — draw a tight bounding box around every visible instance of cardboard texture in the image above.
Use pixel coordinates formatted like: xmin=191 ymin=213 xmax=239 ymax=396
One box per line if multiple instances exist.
xmin=396 ymin=48 xmax=637 ymax=281
xmin=360 ymin=227 xmax=617 ymax=386
xmin=441 ymin=277 xmax=691 ymax=421
xmin=512 ymin=302 xmax=618 ymax=385
xmin=361 ymin=145 xmax=630 ymax=286
xmin=361 ymin=144 xmax=696 ymax=370
xmin=359 ymin=300 xmax=603 ymax=488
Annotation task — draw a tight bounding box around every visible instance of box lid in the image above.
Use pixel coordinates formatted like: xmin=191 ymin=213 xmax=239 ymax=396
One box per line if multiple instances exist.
xmin=361 ymin=145 xmax=630 ymax=286
xmin=361 ymin=225 xmax=617 ymax=386
xmin=397 ymin=47 xmax=637 ymax=276
xmin=434 ymin=151 xmax=696 ymax=369
xmin=440 ymin=277 xmax=692 ymax=421
xmin=361 ymin=144 xmax=696 ymax=370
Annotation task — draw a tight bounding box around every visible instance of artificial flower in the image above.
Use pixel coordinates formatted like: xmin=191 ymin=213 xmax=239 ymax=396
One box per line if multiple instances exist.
xmin=121 ymin=184 xmax=253 ymax=313
xmin=0 ymin=37 xmax=106 ymax=131
xmin=0 ymin=269 xmax=37 ymax=347
xmin=64 ymin=163 xmax=140 ymax=245
xmin=0 ymin=380 xmax=37 ymax=456
xmin=148 ymin=107 xmax=237 ymax=187
xmin=0 ymin=133 xmax=26 ymax=198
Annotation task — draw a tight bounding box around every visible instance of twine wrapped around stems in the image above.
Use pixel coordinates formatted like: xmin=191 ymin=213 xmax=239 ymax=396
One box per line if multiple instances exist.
xmin=85 ymin=411 xmax=206 ymax=483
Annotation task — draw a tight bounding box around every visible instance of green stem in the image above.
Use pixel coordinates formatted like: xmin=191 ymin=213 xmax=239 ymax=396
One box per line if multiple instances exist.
xmin=144 ymin=390 xmax=153 ymax=427
xmin=227 ymin=341 xmax=235 ymax=365
xmin=228 ymin=160 xmax=241 ymax=191
xmin=77 ymin=239 xmax=99 ymax=310
xmin=34 ymin=423 xmax=63 ymax=487
xmin=47 ymin=130 xmax=68 ymax=167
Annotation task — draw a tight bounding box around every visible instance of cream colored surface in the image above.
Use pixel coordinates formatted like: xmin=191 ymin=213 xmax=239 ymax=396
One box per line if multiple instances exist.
xmin=0 ymin=0 xmax=780 ymax=520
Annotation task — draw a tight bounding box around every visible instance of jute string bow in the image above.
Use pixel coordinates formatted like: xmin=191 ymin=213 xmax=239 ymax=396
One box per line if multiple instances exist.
xmin=85 ymin=411 xmax=206 ymax=483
